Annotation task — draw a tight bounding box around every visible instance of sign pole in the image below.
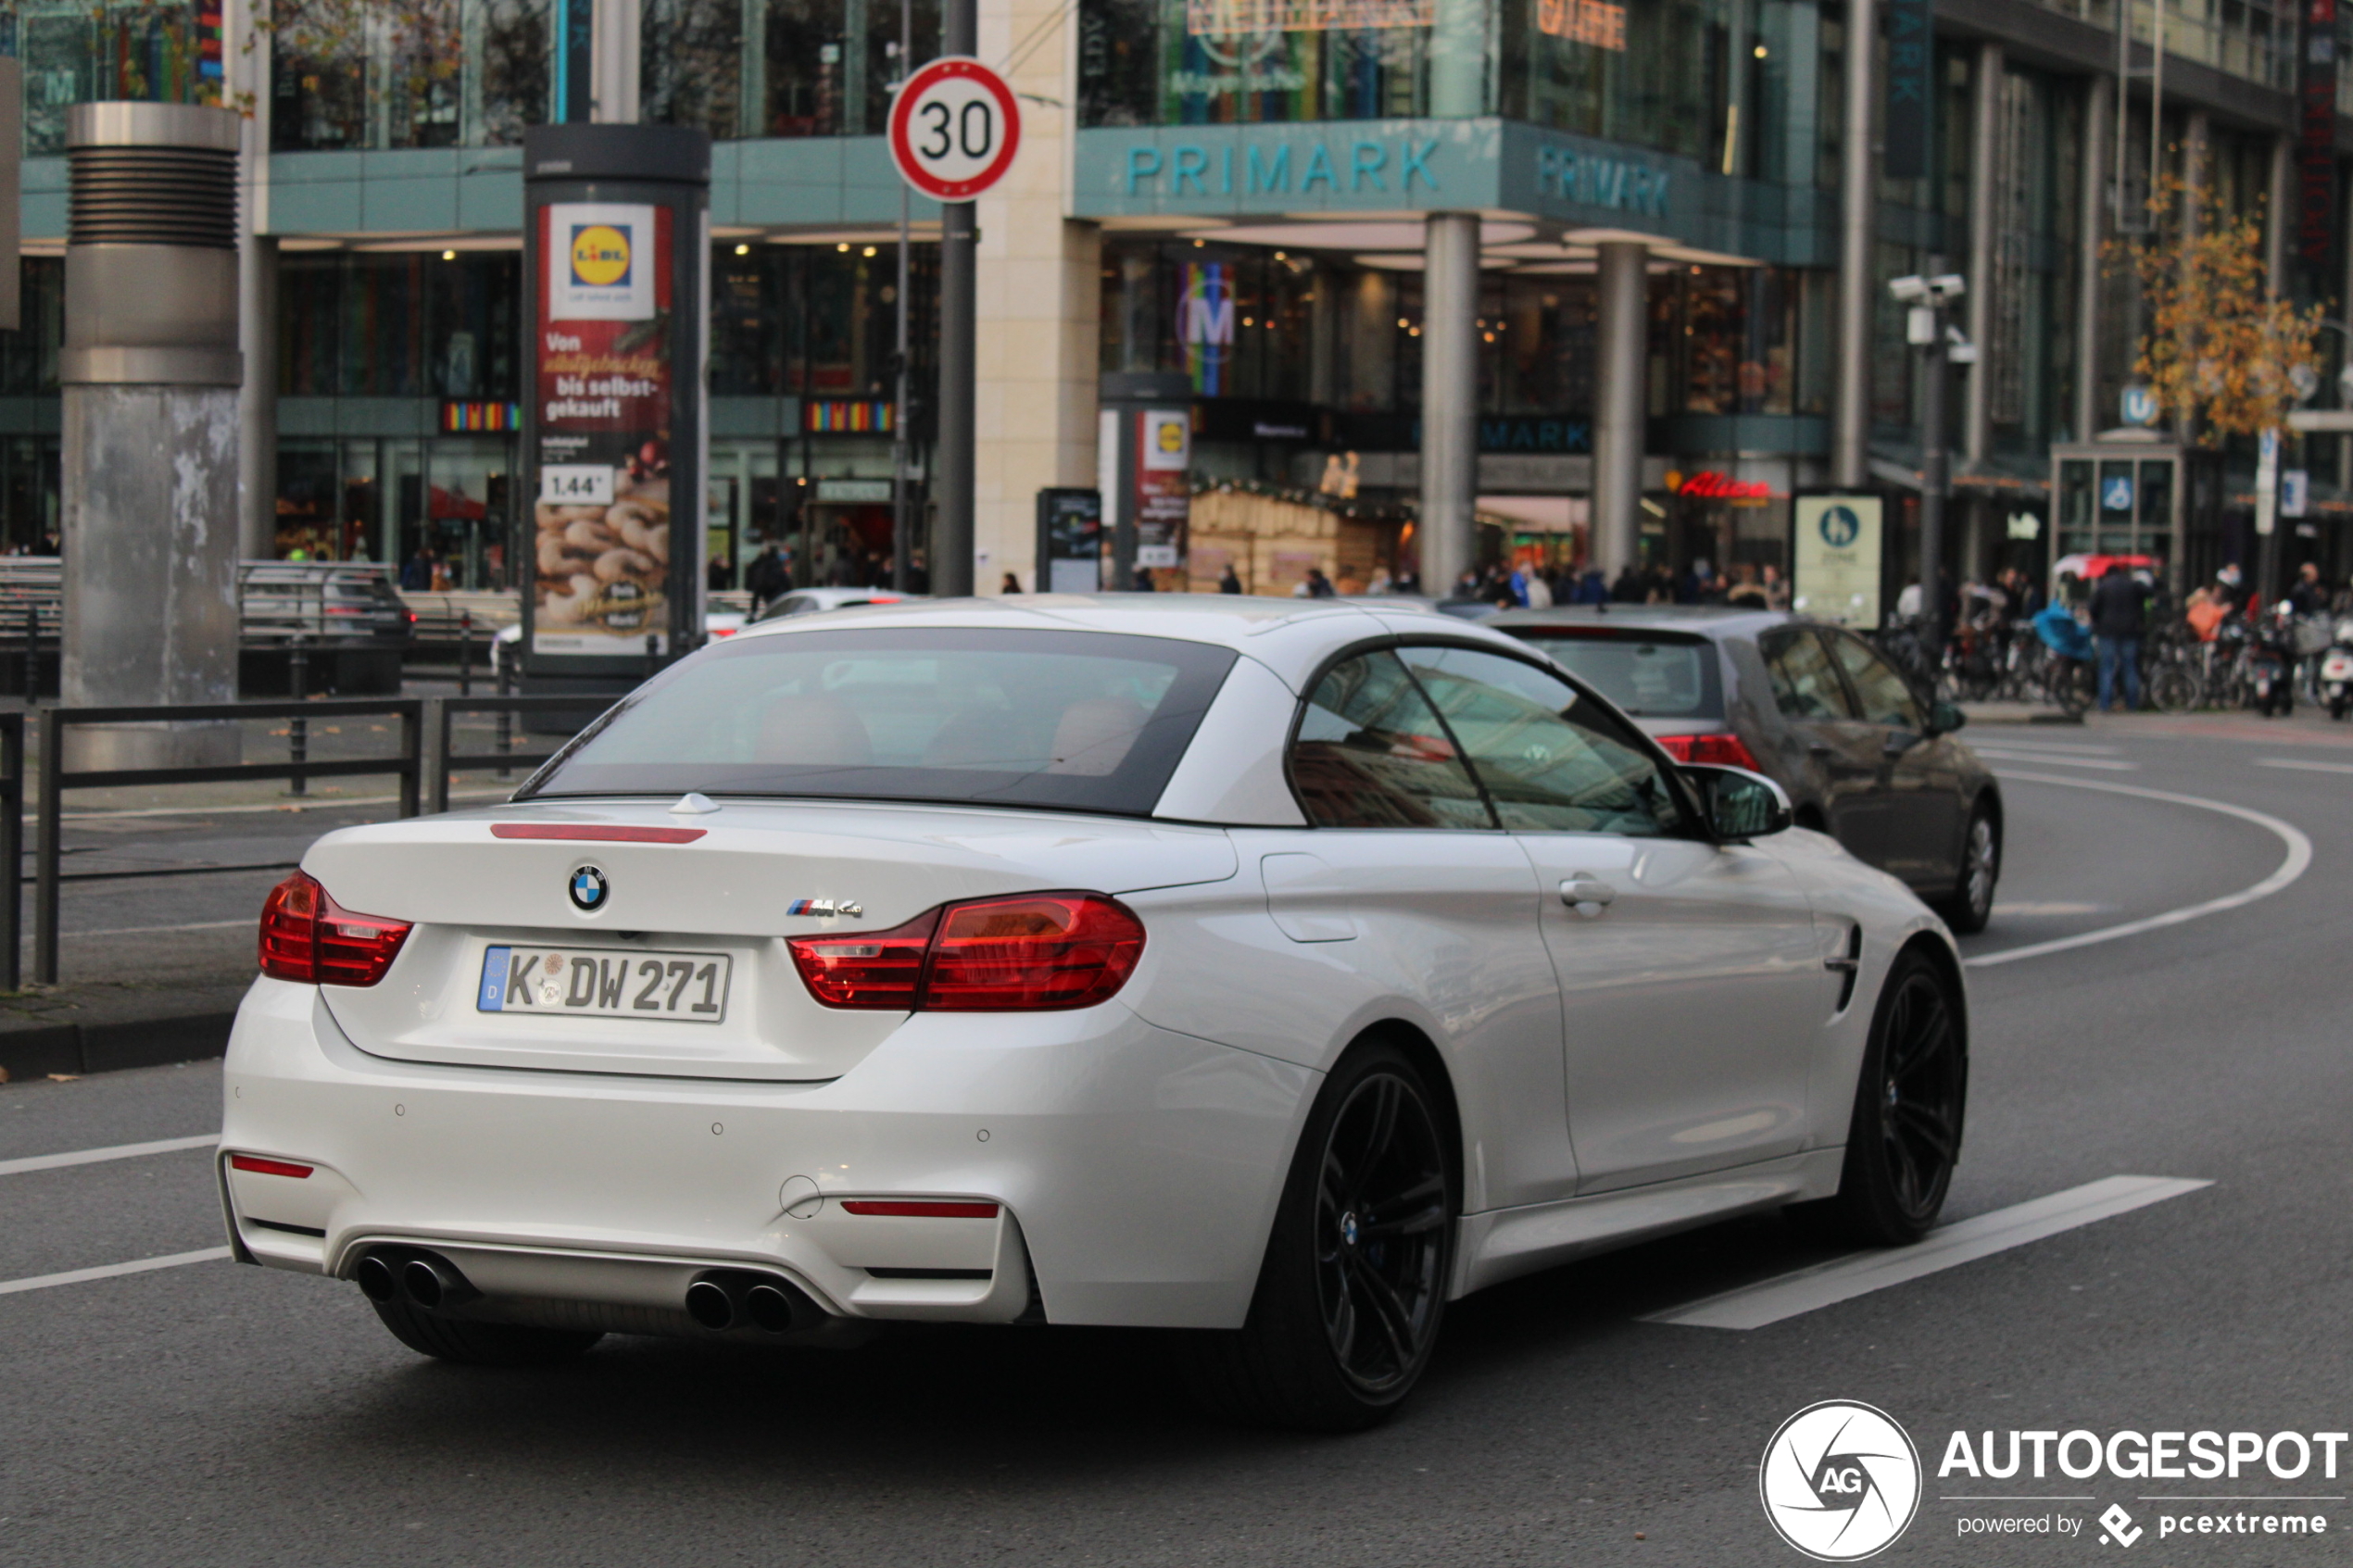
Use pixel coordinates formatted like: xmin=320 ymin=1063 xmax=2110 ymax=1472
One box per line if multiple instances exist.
xmin=934 ymin=0 xmax=978 ymax=597
xmin=886 ymin=42 xmax=1019 ymax=600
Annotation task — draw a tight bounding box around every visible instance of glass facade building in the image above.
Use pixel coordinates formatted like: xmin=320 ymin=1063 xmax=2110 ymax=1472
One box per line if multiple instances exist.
xmin=0 ymin=0 xmax=2343 ymax=593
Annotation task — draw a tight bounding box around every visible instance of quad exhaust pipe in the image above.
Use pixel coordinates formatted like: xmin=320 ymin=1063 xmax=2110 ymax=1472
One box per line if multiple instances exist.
xmin=686 ymin=1269 xmax=826 ymax=1335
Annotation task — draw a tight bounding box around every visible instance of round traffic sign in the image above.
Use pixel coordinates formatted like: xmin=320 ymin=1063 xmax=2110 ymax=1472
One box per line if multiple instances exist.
xmin=888 ymin=56 xmax=1021 ymax=202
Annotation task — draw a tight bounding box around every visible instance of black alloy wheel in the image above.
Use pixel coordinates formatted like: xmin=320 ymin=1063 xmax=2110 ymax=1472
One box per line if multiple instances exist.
xmin=1936 ymin=804 xmax=1999 ymax=935
xmin=1791 ymin=948 xmax=1966 ymax=1247
xmin=1185 ymin=1041 xmax=1455 ymax=1431
xmin=1315 ymin=1070 xmax=1451 ymax=1395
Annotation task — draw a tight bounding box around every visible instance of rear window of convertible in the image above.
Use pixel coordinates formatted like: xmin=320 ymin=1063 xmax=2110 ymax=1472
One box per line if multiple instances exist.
xmin=522 ymin=627 xmax=1239 ymax=816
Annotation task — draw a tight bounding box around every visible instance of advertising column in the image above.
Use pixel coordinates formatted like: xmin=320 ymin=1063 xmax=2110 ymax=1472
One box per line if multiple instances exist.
xmin=521 ymin=124 xmax=709 ymax=695
xmin=1098 ymin=371 xmax=1192 ymax=590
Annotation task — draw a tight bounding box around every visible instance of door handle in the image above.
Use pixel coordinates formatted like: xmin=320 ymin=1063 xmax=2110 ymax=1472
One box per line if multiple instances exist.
xmin=1560 ymin=876 xmax=1617 ymax=911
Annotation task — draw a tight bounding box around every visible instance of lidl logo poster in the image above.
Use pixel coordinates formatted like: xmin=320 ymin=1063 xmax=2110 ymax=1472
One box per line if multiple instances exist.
xmin=547 ymin=203 xmax=655 ymax=321
xmin=569 ymin=224 xmax=632 ymax=288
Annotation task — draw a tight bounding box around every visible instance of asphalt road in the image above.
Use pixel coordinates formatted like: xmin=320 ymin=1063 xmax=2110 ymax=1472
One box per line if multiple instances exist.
xmin=4 ymin=716 xmax=2352 ymax=1566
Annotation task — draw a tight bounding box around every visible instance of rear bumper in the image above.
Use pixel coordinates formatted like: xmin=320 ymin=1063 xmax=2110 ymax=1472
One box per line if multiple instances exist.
xmin=220 ymin=977 xmax=1314 ymax=1330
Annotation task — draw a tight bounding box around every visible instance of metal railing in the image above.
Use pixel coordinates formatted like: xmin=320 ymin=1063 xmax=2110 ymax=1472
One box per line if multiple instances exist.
xmin=31 ymin=699 xmax=424 ymax=985
xmin=423 ymin=694 xmax=609 ymax=813
xmin=13 ymin=691 xmax=624 ymax=987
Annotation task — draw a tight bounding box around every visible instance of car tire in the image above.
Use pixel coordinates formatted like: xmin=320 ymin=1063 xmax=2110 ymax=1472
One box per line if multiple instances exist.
xmin=1183 ymin=1041 xmax=1456 ymax=1433
xmin=1932 ymin=803 xmax=1999 ymax=935
xmin=370 ymin=1297 xmax=604 ymax=1366
xmin=1788 ymin=948 xmax=1966 ymax=1248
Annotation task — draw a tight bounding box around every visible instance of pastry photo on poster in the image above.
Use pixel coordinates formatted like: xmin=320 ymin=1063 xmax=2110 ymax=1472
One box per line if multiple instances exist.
xmin=532 ymin=201 xmax=675 ymax=656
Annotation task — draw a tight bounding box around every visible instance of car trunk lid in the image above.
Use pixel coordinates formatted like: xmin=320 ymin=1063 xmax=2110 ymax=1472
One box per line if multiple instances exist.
xmin=307 ymin=799 xmax=1235 ymax=1080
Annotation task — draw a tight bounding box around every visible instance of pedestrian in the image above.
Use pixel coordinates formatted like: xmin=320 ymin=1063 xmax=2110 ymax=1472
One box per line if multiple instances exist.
xmin=744 ymin=543 xmax=790 ymax=613
xmin=1000 ymin=571 xmax=1022 ymax=594
xmin=2289 ymin=560 xmax=2327 ymax=618
xmin=1218 ymin=562 xmax=1243 ymax=594
xmin=1303 ymin=566 xmax=1337 ymax=598
xmin=707 ymin=555 xmax=731 ymax=593
xmin=399 ymin=546 xmax=433 ymax=592
xmin=1132 ymin=564 xmax=1155 ymax=592
xmin=2089 ymin=561 xmax=2146 ymax=712
xmin=1609 ymin=564 xmax=1645 ymax=603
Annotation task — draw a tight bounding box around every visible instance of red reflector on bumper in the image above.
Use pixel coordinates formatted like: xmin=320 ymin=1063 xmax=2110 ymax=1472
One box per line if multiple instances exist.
xmin=228 ymin=1155 xmax=314 ymax=1179
xmin=839 ymin=1200 xmax=1000 ymax=1219
xmin=489 ymin=823 xmax=708 ymax=844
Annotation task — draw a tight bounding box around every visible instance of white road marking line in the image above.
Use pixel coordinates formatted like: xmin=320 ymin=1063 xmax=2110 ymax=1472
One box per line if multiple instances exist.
xmin=1642 ymin=1175 xmax=2211 ymax=1331
xmin=1966 ymin=772 xmax=2312 ymax=968
xmin=1990 ymin=901 xmax=2108 ymax=916
xmin=22 ymin=917 xmax=254 ymax=941
xmin=1974 ymin=750 xmax=2140 ymax=770
xmin=0 ymin=1247 xmax=233 ymax=1298
xmin=0 ymin=1134 xmax=220 ymax=1178
xmin=1966 ymin=740 xmax=2121 ymax=755
xmin=2255 ymin=758 xmax=2353 ymax=775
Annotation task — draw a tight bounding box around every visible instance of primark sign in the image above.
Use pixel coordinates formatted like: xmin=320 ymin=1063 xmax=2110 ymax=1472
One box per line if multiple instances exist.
xmin=1075 ymin=117 xmax=1697 ymax=232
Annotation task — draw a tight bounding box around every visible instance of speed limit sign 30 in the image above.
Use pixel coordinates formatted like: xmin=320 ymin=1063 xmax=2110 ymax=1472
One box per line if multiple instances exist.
xmin=888 ymin=56 xmax=1022 ymax=201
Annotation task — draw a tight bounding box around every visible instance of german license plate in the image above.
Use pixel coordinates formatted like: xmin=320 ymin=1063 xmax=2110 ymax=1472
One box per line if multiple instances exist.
xmin=478 ymin=947 xmax=731 ymax=1023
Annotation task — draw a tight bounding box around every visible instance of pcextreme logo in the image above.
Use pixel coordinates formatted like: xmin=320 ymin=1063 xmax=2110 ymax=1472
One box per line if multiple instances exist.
xmin=1760 ymin=1400 xmax=1924 ymax=1561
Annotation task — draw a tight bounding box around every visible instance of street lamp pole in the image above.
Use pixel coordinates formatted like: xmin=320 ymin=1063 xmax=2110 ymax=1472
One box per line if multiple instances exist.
xmin=1891 ymin=272 xmax=1973 ymax=664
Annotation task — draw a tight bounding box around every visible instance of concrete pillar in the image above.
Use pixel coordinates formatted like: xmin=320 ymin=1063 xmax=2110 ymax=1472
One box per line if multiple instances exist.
xmin=2075 ymin=73 xmax=2110 ymax=443
xmin=1831 ymin=0 xmax=1877 ymax=488
xmin=1963 ymin=42 xmax=2001 ymax=471
xmin=60 ymin=103 xmax=245 ymax=769
xmin=1592 ymin=241 xmax=1648 ymax=579
xmin=239 ymin=234 xmax=277 ymax=560
xmin=1428 ymin=0 xmax=1487 ymax=117
xmin=972 ymin=0 xmax=1101 ymax=595
xmin=1419 ymin=213 xmax=1479 ymax=597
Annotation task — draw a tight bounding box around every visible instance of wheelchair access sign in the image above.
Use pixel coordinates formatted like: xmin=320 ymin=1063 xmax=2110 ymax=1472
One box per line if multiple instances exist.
xmin=2101 ymin=474 xmax=2134 ymax=513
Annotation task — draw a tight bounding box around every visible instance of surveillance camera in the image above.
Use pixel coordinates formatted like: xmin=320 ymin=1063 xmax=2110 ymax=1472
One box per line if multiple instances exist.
xmin=1929 ymin=273 xmax=1967 ymax=300
xmin=1888 ymin=275 xmax=1930 ymax=303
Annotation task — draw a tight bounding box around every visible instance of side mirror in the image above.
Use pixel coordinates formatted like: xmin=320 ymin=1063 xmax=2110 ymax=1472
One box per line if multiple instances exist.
xmin=1927 ymin=701 xmax=1966 ymax=735
xmin=1683 ymin=763 xmax=1794 ymax=841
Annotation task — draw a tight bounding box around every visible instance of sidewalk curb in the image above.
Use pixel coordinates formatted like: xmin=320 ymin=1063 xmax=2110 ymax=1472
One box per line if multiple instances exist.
xmin=0 ymin=1010 xmax=235 ymax=1083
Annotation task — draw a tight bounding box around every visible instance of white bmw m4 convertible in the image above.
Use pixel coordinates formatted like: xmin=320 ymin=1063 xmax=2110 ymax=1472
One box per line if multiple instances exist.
xmin=220 ymin=596 xmax=1967 ymax=1430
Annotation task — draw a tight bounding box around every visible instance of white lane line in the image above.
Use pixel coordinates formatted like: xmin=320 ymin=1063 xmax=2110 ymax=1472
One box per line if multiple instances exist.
xmin=1971 ymin=749 xmax=2140 ymax=771
xmin=1967 ymin=741 xmax=2120 ymax=755
xmin=1643 ymin=1176 xmax=2211 ymax=1331
xmin=2255 ymin=758 xmax=2353 ymax=776
xmin=0 ymin=1247 xmax=233 ymax=1298
xmin=1967 ymin=771 xmax=2313 ymax=968
xmin=22 ymin=917 xmax=254 ymax=941
xmin=0 ymin=1134 xmax=220 ymax=1178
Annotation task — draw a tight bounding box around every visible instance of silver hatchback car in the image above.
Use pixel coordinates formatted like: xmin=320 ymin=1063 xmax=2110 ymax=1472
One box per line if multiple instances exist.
xmin=1489 ymin=605 xmax=2002 ymax=933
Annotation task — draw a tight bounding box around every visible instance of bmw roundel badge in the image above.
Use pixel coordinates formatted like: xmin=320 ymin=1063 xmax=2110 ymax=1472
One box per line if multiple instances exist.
xmin=569 ymin=865 xmax=610 ymax=912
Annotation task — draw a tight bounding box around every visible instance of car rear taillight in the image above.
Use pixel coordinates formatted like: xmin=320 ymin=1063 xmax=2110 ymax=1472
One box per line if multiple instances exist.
xmin=788 ymin=892 xmax=1144 ymax=1012
xmin=789 ymin=907 xmax=940 ymax=1009
xmin=259 ymin=870 xmax=412 ymax=986
xmin=1653 ymin=732 xmax=1762 ymax=771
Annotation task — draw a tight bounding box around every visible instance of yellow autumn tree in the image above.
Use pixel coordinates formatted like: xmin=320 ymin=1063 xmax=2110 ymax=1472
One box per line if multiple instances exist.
xmin=2120 ymin=173 xmax=2322 ymax=443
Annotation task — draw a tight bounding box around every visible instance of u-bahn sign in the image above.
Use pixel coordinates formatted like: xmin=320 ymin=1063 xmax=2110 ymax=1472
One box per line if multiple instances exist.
xmin=889 ymin=57 xmax=1021 ymax=201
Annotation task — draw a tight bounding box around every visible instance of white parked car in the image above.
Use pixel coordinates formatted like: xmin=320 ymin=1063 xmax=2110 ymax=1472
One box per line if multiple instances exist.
xmin=221 ymin=596 xmax=1966 ymax=1429
xmin=750 ymin=587 xmax=928 ymax=622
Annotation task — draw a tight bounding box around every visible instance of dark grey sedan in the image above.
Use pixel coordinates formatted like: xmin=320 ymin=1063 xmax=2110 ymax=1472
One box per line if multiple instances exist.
xmin=1488 ymin=605 xmax=2002 ymax=933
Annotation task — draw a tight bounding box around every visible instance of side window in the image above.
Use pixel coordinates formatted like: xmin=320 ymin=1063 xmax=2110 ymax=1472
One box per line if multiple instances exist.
xmin=1290 ymin=651 xmax=1495 ymax=830
xmin=1396 ymin=646 xmax=1690 ymax=836
xmin=1829 ymin=633 xmax=1926 ymax=730
xmin=1759 ymin=628 xmax=1855 ymax=721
